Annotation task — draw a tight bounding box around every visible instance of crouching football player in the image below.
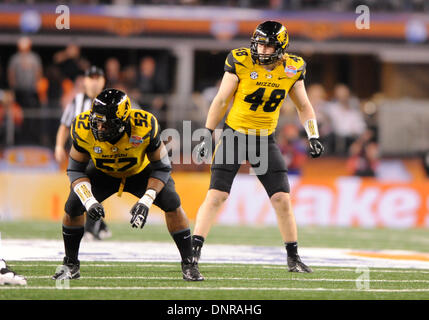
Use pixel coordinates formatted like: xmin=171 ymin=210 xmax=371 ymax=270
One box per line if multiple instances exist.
xmin=52 ymin=89 xmax=203 ymax=281
xmin=0 ymin=259 xmax=27 ymax=285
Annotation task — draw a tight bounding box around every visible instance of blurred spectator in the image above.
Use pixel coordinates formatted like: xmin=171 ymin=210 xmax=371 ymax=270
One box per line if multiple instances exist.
xmin=145 ymin=95 xmax=168 ymax=130
xmin=104 ymin=57 xmax=121 ymax=88
xmin=276 ymin=123 xmax=307 ymax=175
xmin=54 ymin=44 xmax=85 ymax=82
xmin=7 ymin=36 xmax=42 ymax=110
xmin=137 ymin=56 xmax=168 ymax=96
xmin=121 ymin=65 xmax=139 ymax=97
xmin=45 ymin=64 xmax=64 ymax=110
xmin=307 ymin=83 xmax=335 ymax=155
xmin=7 ymin=36 xmax=42 ymax=145
xmin=347 ymin=128 xmax=379 ymax=177
xmin=326 ymin=84 xmax=366 ymax=155
xmin=0 ymin=90 xmax=23 ymax=146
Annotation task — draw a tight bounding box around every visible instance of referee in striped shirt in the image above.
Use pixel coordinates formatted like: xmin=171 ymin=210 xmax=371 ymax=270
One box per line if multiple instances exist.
xmin=55 ymin=66 xmax=112 ymax=240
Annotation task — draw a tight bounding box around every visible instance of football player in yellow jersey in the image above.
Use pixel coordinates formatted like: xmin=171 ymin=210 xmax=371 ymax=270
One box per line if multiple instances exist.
xmin=52 ymin=89 xmax=203 ymax=281
xmin=193 ymin=21 xmax=324 ymax=273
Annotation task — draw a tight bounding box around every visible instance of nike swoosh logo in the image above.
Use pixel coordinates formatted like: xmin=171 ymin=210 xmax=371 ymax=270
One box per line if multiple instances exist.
xmin=184 ymin=235 xmax=191 ymax=240
xmin=278 ymin=76 xmax=288 ymax=80
xmin=125 ymin=147 xmax=133 ymax=150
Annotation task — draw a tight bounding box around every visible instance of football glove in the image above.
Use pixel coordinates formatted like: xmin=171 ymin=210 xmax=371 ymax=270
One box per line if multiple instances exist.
xmin=130 ymin=203 xmax=149 ymax=229
xmin=308 ymin=138 xmax=324 ymax=158
xmin=87 ymin=203 xmax=105 ymax=221
xmin=196 ymin=141 xmax=209 ymax=162
xmin=196 ymin=128 xmax=213 ymax=162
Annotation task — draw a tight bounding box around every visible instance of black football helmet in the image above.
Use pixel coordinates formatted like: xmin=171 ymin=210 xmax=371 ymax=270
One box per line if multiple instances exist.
xmin=250 ymin=21 xmax=289 ymax=65
xmin=90 ymin=89 xmax=131 ymax=142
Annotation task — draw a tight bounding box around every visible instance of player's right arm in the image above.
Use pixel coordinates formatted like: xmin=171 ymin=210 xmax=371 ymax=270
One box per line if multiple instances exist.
xmin=196 ymin=71 xmax=239 ymax=161
xmin=67 ymin=140 xmax=105 ymax=221
xmin=205 ymin=71 xmax=239 ymax=131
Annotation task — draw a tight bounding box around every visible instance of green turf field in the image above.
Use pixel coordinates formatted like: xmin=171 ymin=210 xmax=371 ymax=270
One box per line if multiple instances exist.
xmin=1 ymin=221 xmax=429 ymax=251
xmin=1 ymin=221 xmax=429 ymax=300
xmin=1 ymin=262 xmax=429 ymax=300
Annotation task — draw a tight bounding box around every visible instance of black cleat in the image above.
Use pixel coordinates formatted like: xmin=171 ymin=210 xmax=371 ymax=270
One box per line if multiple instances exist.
xmin=0 ymin=259 xmax=27 ymax=285
xmin=181 ymin=260 xmax=204 ymax=281
xmin=287 ymin=255 xmax=313 ymax=273
xmin=52 ymin=257 xmax=81 ymax=280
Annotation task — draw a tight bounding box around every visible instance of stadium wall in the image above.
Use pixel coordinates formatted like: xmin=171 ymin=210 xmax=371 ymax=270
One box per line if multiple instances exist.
xmin=1 ymin=172 xmax=428 ymax=228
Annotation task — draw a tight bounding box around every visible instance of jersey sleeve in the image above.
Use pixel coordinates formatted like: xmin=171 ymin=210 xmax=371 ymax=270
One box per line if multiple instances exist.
xmin=224 ymin=51 xmax=237 ymax=74
xmin=70 ymin=118 xmax=90 ymax=154
xmin=146 ymin=115 xmax=162 ymax=153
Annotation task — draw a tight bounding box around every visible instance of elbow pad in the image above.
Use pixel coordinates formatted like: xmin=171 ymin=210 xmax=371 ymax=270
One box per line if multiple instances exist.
xmin=67 ymin=157 xmax=89 ymax=184
xmin=150 ymin=154 xmax=171 ymax=185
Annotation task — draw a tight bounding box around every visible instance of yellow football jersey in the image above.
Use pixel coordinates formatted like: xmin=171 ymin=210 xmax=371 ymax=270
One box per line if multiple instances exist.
xmin=71 ymin=109 xmax=160 ymax=179
xmin=224 ymin=47 xmax=306 ymax=136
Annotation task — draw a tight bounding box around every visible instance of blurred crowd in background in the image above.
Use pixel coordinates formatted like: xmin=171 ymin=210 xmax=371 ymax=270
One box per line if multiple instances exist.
xmin=0 ymin=36 xmax=391 ymax=177
xmin=2 ymin=0 xmax=429 ymax=12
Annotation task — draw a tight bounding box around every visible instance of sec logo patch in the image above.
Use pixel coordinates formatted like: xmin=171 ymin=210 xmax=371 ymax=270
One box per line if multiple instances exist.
xmin=250 ymin=71 xmax=258 ymax=80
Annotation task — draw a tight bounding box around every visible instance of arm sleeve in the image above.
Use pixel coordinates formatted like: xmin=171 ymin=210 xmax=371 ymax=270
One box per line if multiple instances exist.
xmin=146 ymin=115 xmax=162 ymax=153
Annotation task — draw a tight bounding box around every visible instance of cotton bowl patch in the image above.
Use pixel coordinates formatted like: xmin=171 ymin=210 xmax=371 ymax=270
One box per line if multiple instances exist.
xmin=130 ymin=135 xmax=143 ymax=147
xmin=285 ymin=65 xmax=297 ymax=78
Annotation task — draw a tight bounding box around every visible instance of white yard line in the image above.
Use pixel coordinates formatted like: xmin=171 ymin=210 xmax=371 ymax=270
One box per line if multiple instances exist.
xmin=25 ymin=275 xmax=429 ymax=283
xmin=1 ymin=286 xmax=429 ymax=293
xmin=9 ymin=263 xmax=429 ymax=273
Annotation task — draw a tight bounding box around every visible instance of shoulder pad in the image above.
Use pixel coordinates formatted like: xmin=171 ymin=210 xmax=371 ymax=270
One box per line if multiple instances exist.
xmin=224 ymin=48 xmax=252 ymax=74
xmin=71 ymin=111 xmax=92 ymax=145
xmin=129 ymin=109 xmax=158 ymax=139
xmin=285 ymin=54 xmax=307 ymax=80
xmin=286 ymin=54 xmax=305 ymax=68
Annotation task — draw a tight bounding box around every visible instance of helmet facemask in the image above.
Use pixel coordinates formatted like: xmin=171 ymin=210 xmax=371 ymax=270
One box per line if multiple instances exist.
xmin=90 ymin=112 xmax=125 ymax=142
xmin=250 ymin=38 xmax=284 ymax=65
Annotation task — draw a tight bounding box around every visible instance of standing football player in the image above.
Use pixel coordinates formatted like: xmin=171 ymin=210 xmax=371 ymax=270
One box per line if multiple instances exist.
xmin=55 ymin=66 xmax=112 ymax=241
xmin=193 ymin=21 xmax=324 ymax=272
xmin=52 ymin=89 xmax=203 ymax=281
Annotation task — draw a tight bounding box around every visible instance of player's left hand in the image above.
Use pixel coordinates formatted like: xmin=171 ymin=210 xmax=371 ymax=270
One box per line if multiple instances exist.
xmin=308 ymin=138 xmax=324 ymax=158
xmin=130 ymin=202 xmax=149 ymax=229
